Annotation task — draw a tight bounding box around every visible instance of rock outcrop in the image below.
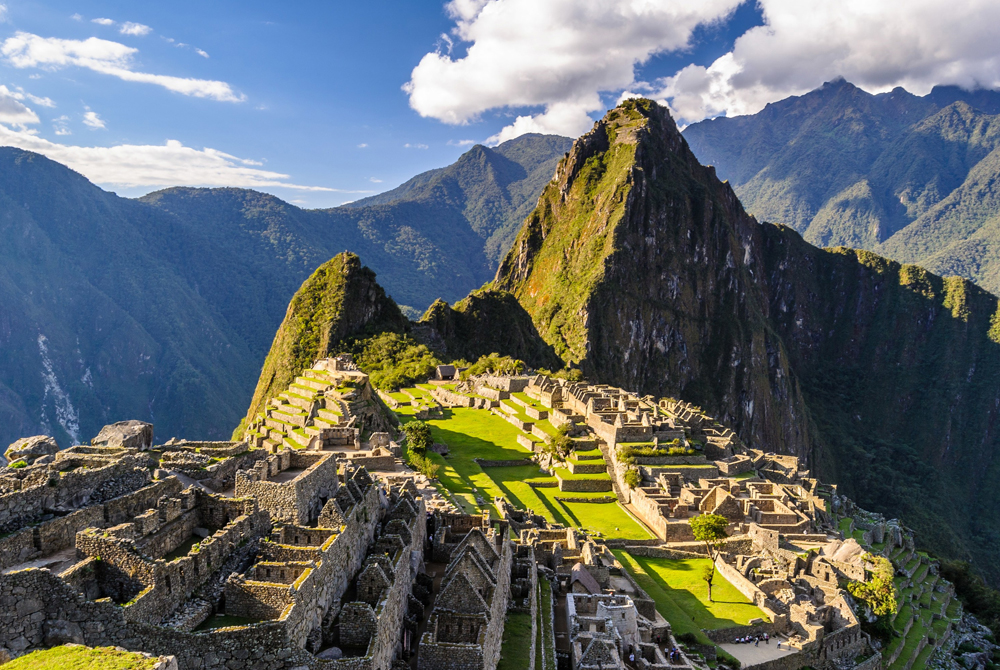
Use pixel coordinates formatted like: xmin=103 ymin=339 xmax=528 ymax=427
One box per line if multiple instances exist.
xmin=4 ymin=435 xmax=59 ymax=465
xmin=92 ymin=421 xmax=153 ymax=451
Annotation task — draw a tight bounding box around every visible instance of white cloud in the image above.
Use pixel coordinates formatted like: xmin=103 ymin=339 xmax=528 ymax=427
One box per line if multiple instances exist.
xmin=408 ymin=0 xmax=1000 ymax=137
xmin=357 ymin=143 xmax=368 ymax=148
xmin=82 ymin=109 xmax=105 ymax=129
xmin=404 ymin=143 xmax=429 ymax=149
xmin=0 ymin=5 xmax=8 ymax=23
xmin=91 ymin=18 xmax=114 ymax=26
xmin=52 ymin=115 xmax=70 ymax=135
xmin=0 ymin=32 xmax=245 ymax=102
xmin=405 ymin=0 xmax=742 ymax=140
xmin=448 ymin=139 xmax=476 ymax=146
xmin=369 ymin=177 xmax=382 ymax=183
xmin=15 ymin=86 xmax=56 ymax=107
xmin=0 ymin=126 xmax=356 ymax=191
xmin=119 ymin=22 xmax=152 ymax=37
xmin=652 ymin=0 xmax=1000 ymax=124
xmin=71 ymin=13 xmax=82 ymax=21
xmin=195 ymin=48 xmax=209 ymax=58
xmin=0 ymin=85 xmax=39 ymax=125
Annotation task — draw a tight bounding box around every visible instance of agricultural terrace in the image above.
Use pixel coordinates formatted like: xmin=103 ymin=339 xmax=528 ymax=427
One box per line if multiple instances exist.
xmin=392 ymin=387 xmax=652 ymax=540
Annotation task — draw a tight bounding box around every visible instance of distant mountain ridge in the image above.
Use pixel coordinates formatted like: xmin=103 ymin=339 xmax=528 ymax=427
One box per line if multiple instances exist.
xmin=682 ymin=79 xmax=1000 ymax=293
xmin=0 ymin=133 xmax=569 ymax=448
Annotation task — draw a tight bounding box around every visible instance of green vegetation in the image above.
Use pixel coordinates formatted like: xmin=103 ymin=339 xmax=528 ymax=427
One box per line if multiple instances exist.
xmin=497 ymin=611 xmax=533 ymax=670
xmin=623 ymin=468 xmax=641 ymax=489
xmin=402 ymin=420 xmax=432 ymax=455
xmin=351 ymin=332 xmax=440 ymax=390
xmin=460 ymin=352 xmax=526 ymax=378
xmin=690 ymin=514 xmax=730 ymax=602
xmin=615 ymin=552 xmax=767 ymax=629
xmin=5 ymin=645 xmax=160 ymax=670
xmin=236 ymin=253 xmax=408 ymax=436
xmin=408 ymin=452 xmax=440 ymax=479
xmin=394 ymin=400 xmax=651 ymax=538
xmin=941 ymin=560 xmax=1000 ymax=636
xmin=9 ymin=459 xmax=26 ymax=468
xmin=846 ymin=555 xmax=898 ymax=617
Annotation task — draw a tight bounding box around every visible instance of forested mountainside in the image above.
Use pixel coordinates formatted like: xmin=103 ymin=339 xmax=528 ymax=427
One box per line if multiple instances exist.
xmin=683 ymin=79 xmax=1000 ymax=293
xmin=0 ymin=134 xmax=567 ymax=449
xmin=491 ymin=98 xmax=1000 ymax=585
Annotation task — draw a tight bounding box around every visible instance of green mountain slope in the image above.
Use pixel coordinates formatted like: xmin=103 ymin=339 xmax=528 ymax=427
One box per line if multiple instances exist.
xmin=494 ymin=99 xmax=1000 ymax=584
xmin=0 ymin=134 xmax=568 ymax=448
xmin=682 ymin=79 xmax=1000 ymax=293
xmin=346 ymin=133 xmax=573 ymax=266
xmin=237 ymin=252 xmax=407 ymax=432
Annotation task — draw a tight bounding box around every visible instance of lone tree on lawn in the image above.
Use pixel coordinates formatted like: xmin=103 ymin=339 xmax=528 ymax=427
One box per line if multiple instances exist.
xmin=690 ymin=513 xmax=729 ymax=602
xmin=402 ymin=420 xmax=432 ymax=456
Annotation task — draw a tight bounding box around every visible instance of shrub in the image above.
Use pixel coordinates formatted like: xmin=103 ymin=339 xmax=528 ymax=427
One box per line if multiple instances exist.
xmin=846 ymin=554 xmax=898 ymax=617
xmin=409 ymin=453 xmax=440 ymax=479
xmin=537 ymin=367 xmax=584 ymax=382
xmin=402 ymin=421 xmax=432 ymax=456
xmin=350 ymin=332 xmax=440 ymax=390
xmin=623 ymin=468 xmax=641 ymax=489
xmin=676 ymin=632 xmax=699 ymax=646
xmin=9 ymin=459 xmax=27 ymax=469
xmin=553 ymin=424 xmax=574 ymax=457
xmin=461 ymin=352 xmax=525 ymax=379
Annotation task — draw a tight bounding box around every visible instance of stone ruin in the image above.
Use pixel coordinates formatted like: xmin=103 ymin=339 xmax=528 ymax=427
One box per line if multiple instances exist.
xmin=0 ymin=364 xmax=990 ymax=670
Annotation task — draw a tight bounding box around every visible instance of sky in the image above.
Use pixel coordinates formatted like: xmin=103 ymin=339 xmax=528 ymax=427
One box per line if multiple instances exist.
xmin=0 ymin=0 xmax=998 ymax=208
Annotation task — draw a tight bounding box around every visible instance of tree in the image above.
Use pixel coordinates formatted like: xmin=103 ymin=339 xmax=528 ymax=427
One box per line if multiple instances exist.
xmin=402 ymin=420 xmax=432 ymax=456
xmin=690 ymin=513 xmax=729 ymax=602
xmin=847 ymin=554 xmax=898 ymax=617
xmin=553 ymin=424 xmax=574 ymax=457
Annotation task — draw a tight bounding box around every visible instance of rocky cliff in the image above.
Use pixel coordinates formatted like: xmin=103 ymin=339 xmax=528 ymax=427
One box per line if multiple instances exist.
xmin=494 ymin=99 xmax=1000 ymax=582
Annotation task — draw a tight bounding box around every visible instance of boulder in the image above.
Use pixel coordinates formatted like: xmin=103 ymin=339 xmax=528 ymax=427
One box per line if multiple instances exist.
xmin=92 ymin=420 xmax=154 ymax=451
xmin=5 ymin=435 xmax=59 ymax=465
xmin=316 ymin=647 xmax=343 ymax=660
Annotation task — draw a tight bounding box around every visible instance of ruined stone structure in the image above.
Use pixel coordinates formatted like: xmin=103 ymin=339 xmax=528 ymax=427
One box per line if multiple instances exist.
xmin=418 ymin=515 xmax=513 ymax=670
xmin=0 ymin=358 xmax=436 ymax=670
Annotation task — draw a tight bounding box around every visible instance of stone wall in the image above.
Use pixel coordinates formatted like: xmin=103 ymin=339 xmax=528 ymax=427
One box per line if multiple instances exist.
xmin=556 ymin=475 xmax=612 ymax=493
xmin=0 ymin=454 xmax=151 ymax=534
xmin=235 ymin=451 xmax=338 ymax=525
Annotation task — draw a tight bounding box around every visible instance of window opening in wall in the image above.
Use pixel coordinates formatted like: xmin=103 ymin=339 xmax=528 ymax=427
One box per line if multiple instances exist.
xmin=165 ymin=575 xmax=172 ymax=592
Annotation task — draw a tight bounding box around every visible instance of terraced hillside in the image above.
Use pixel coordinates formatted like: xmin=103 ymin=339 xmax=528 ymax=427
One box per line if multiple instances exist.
xmin=386 ymin=380 xmax=651 ymax=541
xmin=243 ymin=362 xmax=395 ymax=451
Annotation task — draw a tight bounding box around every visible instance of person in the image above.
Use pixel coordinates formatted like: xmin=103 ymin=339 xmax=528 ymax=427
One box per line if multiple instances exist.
xmin=776 ymin=641 xmax=781 ymax=650
xmin=765 ymin=633 xmax=770 ymax=644
xmin=755 ymin=636 xmax=759 ymax=647
xmin=630 ymin=652 xmax=635 ymax=663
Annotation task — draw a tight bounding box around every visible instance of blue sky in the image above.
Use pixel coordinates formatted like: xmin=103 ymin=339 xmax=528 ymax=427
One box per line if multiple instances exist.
xmin=0 ymin=0 xmax=995 ymax=208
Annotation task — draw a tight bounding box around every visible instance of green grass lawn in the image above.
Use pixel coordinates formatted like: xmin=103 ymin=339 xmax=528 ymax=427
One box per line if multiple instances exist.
xmin=614 ymin=552 xmax=767 ymax=630
xmin=6 ymin=645 xmax=160 ymax=670
xmin=512 ymin=391 xmax=551 ymax=412
xmin=497 ymin=611 xmax=533 ymax=670
xmin=395 ymin=406 xmax=652 ymax=539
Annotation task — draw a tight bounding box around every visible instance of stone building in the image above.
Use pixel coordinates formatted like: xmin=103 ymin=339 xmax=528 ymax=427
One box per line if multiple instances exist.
xmin=418 ymin=519 xmax=513 ymax=670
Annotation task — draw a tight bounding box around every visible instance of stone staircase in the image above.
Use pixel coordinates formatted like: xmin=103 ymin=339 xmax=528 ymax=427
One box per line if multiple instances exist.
xmin=244 ymin=368 xmax=348 ymax=451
